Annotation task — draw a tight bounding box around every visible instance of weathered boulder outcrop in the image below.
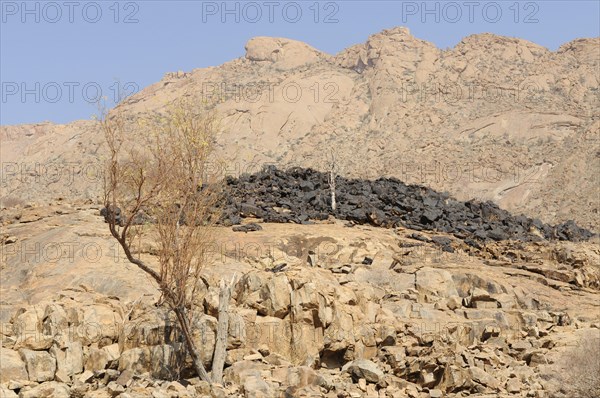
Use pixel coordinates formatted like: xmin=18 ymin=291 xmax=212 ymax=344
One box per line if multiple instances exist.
xmin=245 ymin=37 xmax=326 ymax=70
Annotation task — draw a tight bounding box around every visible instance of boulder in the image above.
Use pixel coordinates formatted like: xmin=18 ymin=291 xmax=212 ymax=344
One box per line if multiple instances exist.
xmin=247 ymin=316 xmax=293 ymax=362
xmin=227 ymin=312 xmax=247 ymax=349
xmin=191 ymin=314 xmax=218 ymax=366
xmin=19 ymin=349 xmax=56 ymax=382
xmin=118 ymin=343 xmax=185 ymax=380
xmin=84 ymin=347 xmax=109 ymax=372
xmin=102 ymin=343 xmax=121 ymax=362
xmin=232 ymin=223 xmax=263 ymax=233
xmin=18 ymin=382 xmax=70 ymax=398
xmin=0 ymin=348 xmax=28 ymax=383
xmin=258 ymin=274 xmax=291 ymax=318
xmin=41 ymin=304 xmax=68 ymax=340
xmin=277 ymin=366 xmax=328 ymax=391
xmin=243 ymin=375 xmax=272 ymax=397
xmin=223 ymin=360 xmax=271 ymax=386
xmin=107 ymin=381 xmax=126 ymax=396
xmin=79 ymin=304 xmax=122 ymax=345
xmin=323 ymin=306 xmax=356 ymax=359
xmin=235 ymin=272 xmax=266 ymax=309
xmin=469 ymin=367 xmax=500 ymax=389
xmin=49 ymin=341 xmax=83 ymax=377
xmin=0 ymin=386 xmax=18 ymax=398
xmin=415 ymin=267 xmax=459 ymax=298
xmin=342 ymin=359 xmax=384 ymax=383
xmin=11 ymin=307 xmax=46 ymax=349
xmin=120 ymin=307 xmax=178 ymax=350
xmin=506 ymin=377 xmax=522 ymax=393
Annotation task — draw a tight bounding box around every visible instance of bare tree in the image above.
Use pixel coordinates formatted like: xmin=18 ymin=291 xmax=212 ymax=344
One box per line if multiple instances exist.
xmin=99 ymin=99 xmax=222 ymax=383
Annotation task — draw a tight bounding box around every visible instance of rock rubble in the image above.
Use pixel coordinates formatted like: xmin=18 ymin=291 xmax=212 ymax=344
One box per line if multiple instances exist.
xmin=221 ymin=166 xmax=595 ymax=243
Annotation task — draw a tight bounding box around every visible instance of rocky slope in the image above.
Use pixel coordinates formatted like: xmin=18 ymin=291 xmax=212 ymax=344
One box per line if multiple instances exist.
xmin=1 ymin=204 xmax=599 ymax=397
xmin=1 ymin=27 xmax=599 ymax=398
xmin=2 ymin=28 xmax=599 ymax=229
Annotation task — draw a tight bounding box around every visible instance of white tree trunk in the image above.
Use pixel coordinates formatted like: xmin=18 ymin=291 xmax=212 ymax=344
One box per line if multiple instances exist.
xmin=330 ymin=170 xmax=336 ymax=211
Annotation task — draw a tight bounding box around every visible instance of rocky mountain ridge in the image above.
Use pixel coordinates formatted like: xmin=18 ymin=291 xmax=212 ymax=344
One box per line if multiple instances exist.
xmin=1 ymin=27 xmax=599 ymax=398
xmin=2 ymin=27 xmax=599 ymax=229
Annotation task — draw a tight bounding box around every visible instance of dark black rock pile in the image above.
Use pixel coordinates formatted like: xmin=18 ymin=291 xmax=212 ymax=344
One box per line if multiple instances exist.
xmin=220 ymin=166 xmax=595 ymax=243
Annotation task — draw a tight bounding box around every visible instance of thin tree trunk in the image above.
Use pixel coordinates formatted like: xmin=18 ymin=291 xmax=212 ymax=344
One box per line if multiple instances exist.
xmin=211 ymin=279 xmax=230 ymax=384
xmin=330 ymin=170 xmax=336 ymax=211
xmin=173 ymin=306 xmax=212 ymax=383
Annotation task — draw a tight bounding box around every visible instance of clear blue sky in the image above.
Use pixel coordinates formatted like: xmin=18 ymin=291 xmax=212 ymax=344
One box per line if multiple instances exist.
xmin=1 ymin=0 xmax=599 ymax=125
